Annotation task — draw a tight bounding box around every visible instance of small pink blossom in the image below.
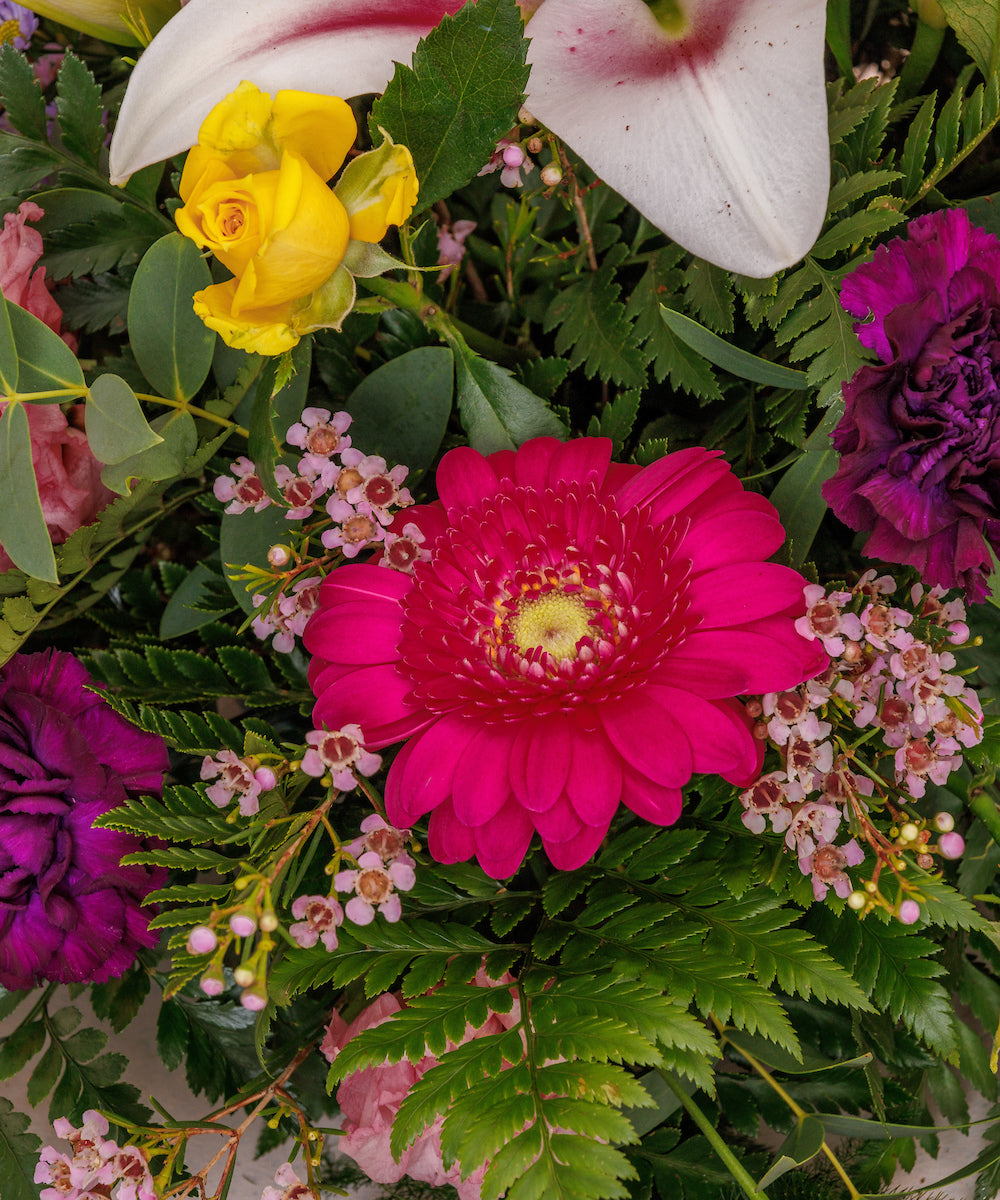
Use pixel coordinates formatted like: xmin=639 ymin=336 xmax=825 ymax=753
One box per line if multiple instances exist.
xmin=200 ymin=750 xmax=276 ymax=816
xmin=335 ymin=850 xmax=415 ymax=925
xmin=739 ymin=771 xmax=803 ymax=835
xmin=300 ymin=724 xmax=381 ymax=789
xmin=378 ymin=521 xmax=430 ymax=573
xmin=252 ymin=576 xmax=321 ymax=653
xmin=785 ymin=801 xmax=841 ymax=857
xmin=339 ymin=449 xmax=412 ymax=526
xmin=346 ymin=814 xmax=412 ymax=863
xmin=322 ymin=496 xmax=385 ymax=558
xmin=479 ymin=136 xmax=535 ymax=188
xmin=214 ymin=456 xmax=271 ymax=514
xmin=798 ymin=838 xmax=865 ymax=901
xmin=286 ymin=407 xmax=351 ymax=457
xmin=794 ymin=584 xmax=864 ymax=656
xmin=273 ymin=463 xmax=325 ymax=519
xmin=290 ymin=893 xmax=344 ymax=951
xmin=437 ymin=218 xmax=477 ymax=279
xmin=260 ymin=1162 xmax=318 ymax=1200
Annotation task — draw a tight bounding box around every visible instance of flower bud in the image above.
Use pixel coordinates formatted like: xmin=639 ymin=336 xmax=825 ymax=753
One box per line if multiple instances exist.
xmin=259 ymin=910 xmax=279 ymax=932
xmin=233 ymin=965 xmax=256 ymax=988
xmin=199 ymin=963 xmax=226 ymax=996
xmin=526 ymin=135 xmax=544 ymax=154
xmin=267 ymin=544 xmax=292 ymax=568
xmin=938 ymin=831 xmax=965 ymax=860
xmin=335 ymin=130 xmax=418 ymax=243
xmin=502 ymin=143 xmax=525 ymax=168
xmin=898 ymin=822 xmax=919 ymax=843
xmin=933 ymin=812 xmax=955 ymax=833
xmin=229 ymin=913 xmax=257 ymax=938
xmin=898 ymin=899 xmax=921 ymax=925
xmin=540 ymin=164 xmax=563 ymax=187
xmin=240 ymin=981 xmax=268 ymax=1011
xmin=186 ymin=925 xmax=218 ymax=955
xmin=846 ymin=891 xmax=867 ymax=910
xmin=254 ymin=766 xmax=278 ymax=792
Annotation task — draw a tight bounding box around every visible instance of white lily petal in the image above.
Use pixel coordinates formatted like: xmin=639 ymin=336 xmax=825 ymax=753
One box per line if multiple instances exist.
xmin=525 ymin=0 xmax=829 ymax=275
xmin=108 ymin=0 xmax=464 ymax=183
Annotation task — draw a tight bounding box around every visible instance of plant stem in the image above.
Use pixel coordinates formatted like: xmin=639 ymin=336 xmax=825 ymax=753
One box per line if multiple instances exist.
xmin=715 ymin=1023 xmax=862 ymax=1199
xmin=660 ymin=1071 xmax=769 ymax=1200
xmin=133 ymin=394 xmax=249 ymax=437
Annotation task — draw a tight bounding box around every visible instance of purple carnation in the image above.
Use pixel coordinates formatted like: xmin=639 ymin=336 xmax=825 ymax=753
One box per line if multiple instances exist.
xmin=822 ymin=208 xmax=1000 ymax=602
xmin=0 ymin=650 xmax=168 ymax=990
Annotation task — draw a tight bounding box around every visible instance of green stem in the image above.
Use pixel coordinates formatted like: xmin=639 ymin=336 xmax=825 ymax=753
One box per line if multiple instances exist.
xmin=133 ymin=393 xmax=249 ymax=437
xmin=897 ymin=18 xmax=946 ymax=100
xmin=660 ymin=1072 xmax=769 ymax=1200
xmin=969 ymin=787 xmax=1000 ymax=848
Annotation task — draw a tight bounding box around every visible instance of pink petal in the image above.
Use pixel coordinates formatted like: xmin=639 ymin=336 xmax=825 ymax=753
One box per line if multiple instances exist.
xmin=451 ymin=725 xmax=515 ymax=826
xmin=599 ymin=693 xmax=693 ymax=787
xmin=385 ymin=715 xmax=472 ymax=824
xmin=524 ymin=0 xmax=829 ymax=276
xmin=427 ymin=800 xmax=477 ymax=864
xmin=473 ymin=801 xmax=535 ymax=878
xmin=620 ymin=769 xmax=683 ymax=825
xmin=311 ymin=663 xmax=425 ymax=748
xmin=565 ymin=726 xmax=623 ymax=826
xmin=645 ymin=685 xmax=756 ymax=778
xmin=684 ymin=499 xmax=785 ymax=574
xmin=305 ymin=603 xmax=403 ymax=664
xmin=686 ymin=563 xmax=810 ymax=628
xmin=544 ymin=819 xmax=608 ymax=870
xmin=316 ymin=562 xmax=412 ymax=606
xmin=531 ymin=795 xmax=583 ymax=843
xmin=435 ymin=445 xmax=503 ymax=516
xmin=614 ymin=446 xmax=729 ymax=518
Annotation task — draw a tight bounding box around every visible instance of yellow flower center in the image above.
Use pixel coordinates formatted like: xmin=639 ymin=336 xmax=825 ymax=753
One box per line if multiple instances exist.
xmin=0 ymin=19 xmax=21 ymax=44
xmin=509 ymin=590 xmax=591 ymax=663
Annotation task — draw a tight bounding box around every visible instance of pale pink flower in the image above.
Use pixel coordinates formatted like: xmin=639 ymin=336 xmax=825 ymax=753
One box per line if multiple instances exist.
xmin=322 ymin=496 xmax=385 ymax=558
xmin=260 ymin=1162 xmax=318 ymax=1200
xmin=794 ymin=584 xmax=864 ymax=656
xmin=286 ymin=407 xmax=352 ymax=457
xmin=273 ymin=463 xmax=325 ymax=519
xmin=290 ymin=893 xmax=344 ymax=951
xmin=306 ymin=438 xmax=826 ymax=877
xmin=339 ymin=449 xmax=412 ymax=526
xmin=798 ymin=838 xmax=865 ymax=901
xmin=345 ymin=813 xmax=413 ymax=862
xmin=252 ymin=575 xmax=322 ymax=653
xmin=378 ymin=520 xmax=430 ymax=573
xmin=300 ymin=724 xmax=381 ymax=788
xmin=200 ymin=750 xmax=276 ymax=816
xmin=214 ymin=456 xmax=271 ymax=514
xmin=437 ymin=218 xmax=477 ymax=279
xmin=785 ymin=801 xmax=841 ymax=857
xmin=0 ymin=201 xmax=66 ymax=339
xmin=335 ymin=850 xmax=415 ymax=924
xmin=739 ymin=771 xmax=802 ymax=835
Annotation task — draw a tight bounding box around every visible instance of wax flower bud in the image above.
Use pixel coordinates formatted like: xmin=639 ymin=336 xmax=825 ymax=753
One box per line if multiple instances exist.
xmin=335 ymin=131 xmax=419 ymax=243
xmin=898 ymin=899 xmax=921 ymax=925
xmin=938 ymin=831 xmax=965 ymax=859
xmin=186 ymin=925 xmax=218 ymax=955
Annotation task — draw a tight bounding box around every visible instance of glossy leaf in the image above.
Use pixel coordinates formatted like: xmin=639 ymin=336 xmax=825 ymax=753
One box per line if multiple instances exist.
xmin=7 ymin=300 xmax=85 ymax=396
xmin=128 ymin=233 xmax=215 ymax=401
xmin=100 ymin=410 xmax=196 ymax=495
xmin=0 ymin=402 xmax=57 ymax=582
xmin=346 ymin=346 xmax=453 ymax=476
xmin=86 ymin=374 xmax=163 ymax=465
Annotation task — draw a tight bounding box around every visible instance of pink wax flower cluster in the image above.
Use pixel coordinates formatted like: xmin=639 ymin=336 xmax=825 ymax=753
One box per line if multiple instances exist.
xmin=305 ymin=436 xmax=825 ymax=878
xmin=740 ymin=573 xmax=980 ymax=902
xmin=823 ymin=208 xmax=1000 ymax=603
xmin=321 ymin=971 xmax=519 ymax=1199
xmin=35 ymin=1110 xmax=155 ymax=1200
xmin=0 ymin=650 xmax=168 ymax=989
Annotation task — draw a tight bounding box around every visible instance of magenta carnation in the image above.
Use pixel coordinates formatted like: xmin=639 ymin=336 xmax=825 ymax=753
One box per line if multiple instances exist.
xmin=305 ymin=438 xmax=825 ymax=878
xmin=822 ymin=208 xmax=1000 ymax=602
xmin=0 ymin=649 xmax=168 ymax=990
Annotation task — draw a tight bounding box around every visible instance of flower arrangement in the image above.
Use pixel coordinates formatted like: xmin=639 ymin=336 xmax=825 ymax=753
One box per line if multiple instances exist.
xmin=2 ymin=3 xmax=1000 ymax=1200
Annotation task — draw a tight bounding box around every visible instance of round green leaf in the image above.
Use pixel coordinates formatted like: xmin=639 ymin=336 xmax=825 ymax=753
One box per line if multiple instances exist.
xmin=86 ymin=374 xmax=163 ymax=465
xmin=0 ymin=402 xmax=57 ymax=582
xmin=128 ymin=232 xmax=215 ymax=401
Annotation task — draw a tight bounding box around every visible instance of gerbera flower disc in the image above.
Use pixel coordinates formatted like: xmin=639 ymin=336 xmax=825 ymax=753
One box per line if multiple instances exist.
xmin=305 ymin=438 xmax=826 ymax=878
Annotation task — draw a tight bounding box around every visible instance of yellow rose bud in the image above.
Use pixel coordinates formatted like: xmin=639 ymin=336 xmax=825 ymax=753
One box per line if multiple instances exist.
xmin=176 ymin=161 xmax=277 ymax=277
xmin=193 ymin=279 xmax=301 ymax=357
xmin=182 ymin=80 xmax=358 ymax=188
xmin=334 ymin=134 xmax=419 ymax=243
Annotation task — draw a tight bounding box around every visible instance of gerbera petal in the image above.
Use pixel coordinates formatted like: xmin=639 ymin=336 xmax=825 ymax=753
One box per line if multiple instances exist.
xmin=620 ymin=769 xmax=683 ymax=825
xmin=311 ymin=663 xmax=423 ymax=747
xmin=524 ymin=0 xmax=829 ymax=276
xmin=684 ymin=500 xmax=785 ymax=574
xmin=109 ymin=0 xmax=465 ymax=182
xmin=385 ymin=715 xmax=472 ymax=824
xmin=599 ymin=693 xmax=693 ymax=787
xmin=473 ymin=801 xmax=535 ymax=879
xmin=315 ymin=561 xmax=412 ymax=606
xmin=565 ymin=728 xmax=623 ymax=826
xmin=614 ymin=446 xmax=727 ymax=517
xmin=436 ymin=445 xmax=504 ymax=515
xmin=531 ymin=796 xmax=584 ymax=844
xmin=544 ymin=819 xmax=609 ymax=870
xmin=686 ymin=563 xmax=810 ymax=627
xmin=452 ymin=725 xmax=516 ymax=826
xmin=305 ymin=603 xmax=403 ymax=664
xmin=426 ymin=799 xmax=478 ymax=865
xmin=645 ymin=685 xmax=755 ymax=777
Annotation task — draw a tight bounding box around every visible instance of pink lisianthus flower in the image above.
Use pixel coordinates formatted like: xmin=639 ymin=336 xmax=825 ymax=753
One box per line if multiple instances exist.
xmin=321 ymin=972 xmax=519 ymax=1199
xmin=306 ymin=437 xmax=827 ymax=878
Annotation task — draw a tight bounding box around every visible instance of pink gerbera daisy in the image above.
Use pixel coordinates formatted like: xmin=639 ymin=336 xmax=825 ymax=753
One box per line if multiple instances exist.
xmin=304 ymin=438 xmax=827 ymax=878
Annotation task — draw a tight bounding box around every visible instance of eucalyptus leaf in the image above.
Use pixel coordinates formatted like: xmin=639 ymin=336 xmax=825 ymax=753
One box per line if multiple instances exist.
xmin=660 ymin=305 xmax=810 ymax=389
xmin=86 ymin=374 xmax=163 ymax=465
xmin=100 ymin=410 xmax=196 ymax=495
xmin=0 ymin=402 xmax=57 ymax=582
xmin=346 ymin=346 xmax=453 ymax=475
xmin=7 ymin=300 xmax=86 ymax=396
xmin=0 ymin=296 xmax=18 ymax=397
xmin=128 ymin=232 xmax=215 ymax=401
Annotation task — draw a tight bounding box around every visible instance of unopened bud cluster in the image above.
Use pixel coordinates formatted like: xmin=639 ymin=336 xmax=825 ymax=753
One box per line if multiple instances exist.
xmin=214 ymin=409 xmax=422 ymax=654
xmin=739 ymin=573 xmax=980 ymax=923
xmin=478 ymin=110 xmax=563 ymax=191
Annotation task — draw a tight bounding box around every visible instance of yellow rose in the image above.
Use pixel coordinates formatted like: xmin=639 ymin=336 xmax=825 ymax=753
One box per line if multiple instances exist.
xmin=177 ymin=150 xmax=350 ymax=309
xmin=194 ymin=266 xmax=357 ymax=356
xmin=334 ymin=134 xmax=419 ymax=243
xmin=179 ymin=81 xmax=357 ymax=194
